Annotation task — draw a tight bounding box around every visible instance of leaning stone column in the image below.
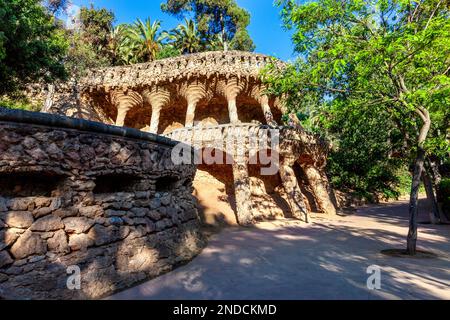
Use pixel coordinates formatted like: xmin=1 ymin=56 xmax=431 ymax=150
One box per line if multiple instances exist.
xmin=279 ymin=157 xmax=309 ymax=222
xmin=260 ymin=96 xmax=277 ymax=126
xmin=142 ymin=87 xmax=170 ymax=133
xmin=302 ymin=164 xmax=337 ymax=215
xmin=232 ymin=161 xmax=253 ymax=226
xmin=185 ymin=101 xmax=197 ymax=128
xmin=250 ymin=85 xmax=277 ymax=126
xmin=111 ymin=90 xmax=143 ymax=127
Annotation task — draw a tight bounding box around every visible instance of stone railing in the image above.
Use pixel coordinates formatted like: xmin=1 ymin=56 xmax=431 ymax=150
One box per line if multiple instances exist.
xmin=81 ymin=51 xmax=285 ymax=90
xmin=0 ymin=108 xmax=205 ymax=300
xmin=164 ymin=123 xmax=326 ymax=164
xmin=165 ymin=123 xmax=277 ymax=154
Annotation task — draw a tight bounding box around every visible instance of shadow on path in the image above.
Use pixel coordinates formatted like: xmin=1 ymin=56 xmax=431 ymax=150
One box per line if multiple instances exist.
xmin=109 ymin=199 xmax=450 ymax=300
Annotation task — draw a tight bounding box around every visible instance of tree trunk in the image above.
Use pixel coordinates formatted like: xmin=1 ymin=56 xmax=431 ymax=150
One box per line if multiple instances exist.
xmin=407 ymin=147 xmax=426 ymax=255
xmin=42 ymin=84 xmax=55 ymax=113
xmin=406 ymin=107 xmax=431 ymax=255
xmin=422 ymin=171 xmax=441 ymax=224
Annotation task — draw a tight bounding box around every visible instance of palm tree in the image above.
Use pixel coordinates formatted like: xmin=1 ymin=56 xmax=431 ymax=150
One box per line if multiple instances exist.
xmin=126 ymin=18 xmax=164 ymax=62
xmin=166 ymin=19 xmax=202 ymax=54
xmin=108 ymin=24 xmax=131 ymax=65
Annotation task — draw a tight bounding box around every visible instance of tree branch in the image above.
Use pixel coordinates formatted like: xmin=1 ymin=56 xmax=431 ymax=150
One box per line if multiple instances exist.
xmin=425 ymin=0 xmax=443 ymax=30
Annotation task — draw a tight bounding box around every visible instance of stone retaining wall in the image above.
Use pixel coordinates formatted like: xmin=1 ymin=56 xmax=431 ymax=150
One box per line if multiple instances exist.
xmin=0 ymin=108 xmax=205 ymax=299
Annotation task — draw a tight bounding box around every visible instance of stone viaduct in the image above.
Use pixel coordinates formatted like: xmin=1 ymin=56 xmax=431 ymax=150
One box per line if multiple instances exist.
xmin=47 ymin=51 xmax=337 ymax=226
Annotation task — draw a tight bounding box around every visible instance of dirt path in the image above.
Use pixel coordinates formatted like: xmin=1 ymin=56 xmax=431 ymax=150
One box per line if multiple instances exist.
xmin=109 ymin=199 xmax=450 ymax=300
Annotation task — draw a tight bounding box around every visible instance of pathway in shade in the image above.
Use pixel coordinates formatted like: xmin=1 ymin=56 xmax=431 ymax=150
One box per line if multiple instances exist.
xmin=109 ymin=198 xmax=450 ymax=300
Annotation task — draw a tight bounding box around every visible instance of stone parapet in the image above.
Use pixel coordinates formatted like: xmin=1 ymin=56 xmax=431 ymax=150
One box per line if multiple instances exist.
xmin=0 ymin=107 xmax=205 ymax=299
xmin=82 ymin=51 xmax=284 ymax=91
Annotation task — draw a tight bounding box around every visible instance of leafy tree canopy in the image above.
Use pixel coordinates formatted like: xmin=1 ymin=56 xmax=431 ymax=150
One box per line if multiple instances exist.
xmin=161 ymin=0 xmax=255 ymax=51
xmin=0 ymin=0 xmax=68 ymax=95
xmin=264 ymin=0 xmax=449 ymax=253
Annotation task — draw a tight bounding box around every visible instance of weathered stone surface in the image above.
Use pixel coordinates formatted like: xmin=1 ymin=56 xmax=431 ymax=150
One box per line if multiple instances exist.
xmin=131 ymin=207 xmax=149 ymax=217
xmin=0 ymin=228 xmax=22 ymax=250
xmin=0 ymin=113 xmax=204 ymax=300
xmin=7 ymin=198 xmax=35 ymax=211
xmin=148 ymin=211 xmax=162 ymax=221
xmin=63 ymin=217 xmax=94 ymax=234
xmin=87 ymin=225 xmax=119 ymax=246
xmin=54 ymin=208 xmax=78 ymax=218
xmin=68 ymin=233 xmax=93 ymax=251
xmin=47 ymin=230 xmax=69 ymax=254
xmin=78 ymin=205 xmax=102 ymax=218
xmin=34 ymin=197 xmax=52 ymax=208
xmin=30 ymin=215 xmax=64 ymax=232
xmin=10 ymin=231 xmax=46 ymax=259
xmin=105 ymin=209 xmax=126 ymax=217
xmin=160 ymin=194 xmax=172 ymax=206
xmin=0 ymin=197 xmax=7 ymax=212
xmin=33 ymin=207 xmax=53 ymax=218
xmin=5 ymin=211 xmax=34 ymax=228
xmin=0 ymin=251 xmax=13 ymax=268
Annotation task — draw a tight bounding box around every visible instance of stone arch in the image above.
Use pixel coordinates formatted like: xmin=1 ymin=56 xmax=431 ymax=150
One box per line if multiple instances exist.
xmin=248 ymin=150 xmax=291 ymax=220
xmin=193 ymin=147 xmax=238 ymax=226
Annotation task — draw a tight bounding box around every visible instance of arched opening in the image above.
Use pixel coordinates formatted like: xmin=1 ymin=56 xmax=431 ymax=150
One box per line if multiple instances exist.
xmin=155 ymin=175 xmax=180 ymax=193
xmin=159 ymin=95 xmax=188 ymax=134
xmin=89 ymin=90 xmax=117 ymax=124
xmin=94 ymin=173 xmax=141 ymax=194
xmin=269 ymin=97 xmax=284 ymax=124
xmin=193 ymin=96 xmax=230 ymax=126
xmin=236 ymin=94 xmax=266 ymax=124
xmin=0 ymin=171 xmax=66 ymax=197
xmin=292 ymin=162 xmax=321 ymax=213
xmin=193 ymin=147 xmax=237 ymax=226
xmin=124 ymin=102 xmax=151 ymax=130
xmin=248 ymin=150 xmax=291 ymax=220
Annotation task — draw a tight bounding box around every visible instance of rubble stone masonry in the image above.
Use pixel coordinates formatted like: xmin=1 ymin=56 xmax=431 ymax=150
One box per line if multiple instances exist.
xmin=0 ymin=108 xmax=206 ymax=299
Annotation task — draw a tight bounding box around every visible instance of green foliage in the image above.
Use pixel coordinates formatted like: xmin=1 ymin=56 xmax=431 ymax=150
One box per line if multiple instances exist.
xmin=264 ymin=0 xmax=450 ymax=199
xmin=78 ymin=5 xmax=114 ymax=58
xmin=0 ymin=0 xmax=68 ymax=95
xmin=164 ymin=18 xmax=203 ymax=54
xmin=123 ymin=18 xmax=165 ymax=62
xmin=43 ymin=0 xmax=68 ymax=14
xmin=0 ymin=96 xmax=41 ymax=111
xmin=64 ymin=5 xmax=115 ymax=76
xmin=156 ymin=45 xmax=181 ymax=60
xmin=325 ymin=101 xmax=405 ymax=199
xmin=439 ymin=178 xmax=450 ymax=217
xmin=161 ymin=0 xmax=255 ymax=51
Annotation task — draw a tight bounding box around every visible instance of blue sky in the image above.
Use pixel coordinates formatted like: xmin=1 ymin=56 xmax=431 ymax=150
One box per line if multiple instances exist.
xmin=67 ymin=0 xmax=296 ymax=61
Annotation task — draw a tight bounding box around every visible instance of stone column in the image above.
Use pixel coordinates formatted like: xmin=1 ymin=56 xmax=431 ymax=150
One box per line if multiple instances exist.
xmin=260 ymin=95 xmax=277 ymax=126
xmin=116 ymin=107 xmax=129 ymax=127
xmin=111 ymin=90 xmax=143 ymax=127
xmin=217 ymin=78 xmax=244 ymax=124
xmin=185 ymin=101 xmax=197 ymax=128
xmin=302 ymin=165 xmax=337 ymax=215
xmin=228 ymin=98 xmax=239 ymax=124
xmin=232 ymin=161 xmax=253 ymax=226
xmin=250 ymin=85 xmax=277 ymax=126
xmin=179 ymin=82 xmax=209 ymax=128
xmin=279 ymin=157 xmax=309 ymax=222
xmin=142 ymin=87 xmax=170 ymax=134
